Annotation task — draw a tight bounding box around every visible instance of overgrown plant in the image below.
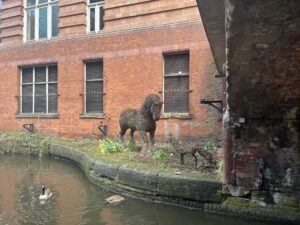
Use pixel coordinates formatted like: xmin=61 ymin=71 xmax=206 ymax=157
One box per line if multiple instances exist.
xmin=98 ymin=138 xmax=134 ymax=155
xmin=153 ymin=149 xmax=167 ymax=161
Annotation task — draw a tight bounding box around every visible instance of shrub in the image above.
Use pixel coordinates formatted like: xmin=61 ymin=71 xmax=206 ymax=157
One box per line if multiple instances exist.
xmin=98 ymin=138 xmax=136 ymax=154
xmin=153 ymin=149 xmax=167 ymax=161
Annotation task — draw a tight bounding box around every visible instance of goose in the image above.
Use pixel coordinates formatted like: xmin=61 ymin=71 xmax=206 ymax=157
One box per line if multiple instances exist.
xmin=39 ymin=184 xmax=53 ymax=200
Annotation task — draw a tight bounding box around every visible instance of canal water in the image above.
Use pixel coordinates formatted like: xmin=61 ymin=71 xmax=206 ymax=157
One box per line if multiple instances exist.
xmin=0 ymin=155 xmax=277 ymax=225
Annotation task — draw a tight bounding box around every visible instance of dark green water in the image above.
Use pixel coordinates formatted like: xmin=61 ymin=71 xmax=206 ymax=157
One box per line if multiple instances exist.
xmin=0 ymin=155 xmax=276 ymax=225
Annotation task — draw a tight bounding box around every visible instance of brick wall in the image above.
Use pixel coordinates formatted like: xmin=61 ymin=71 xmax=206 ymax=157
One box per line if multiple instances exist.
xmin=225 ymin=0 xmax=300 ymax=198
xmin=0 ymin=0 xmax=221 ymax=139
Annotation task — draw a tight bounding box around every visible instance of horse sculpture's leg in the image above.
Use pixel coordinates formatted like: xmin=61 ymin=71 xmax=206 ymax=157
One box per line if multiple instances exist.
xmin=119 ymin=127 xmax=127 ymax=142
xmin=150 ymin=130 xmax=155 ymax=146
xmin=138 ymin=130 xmax=149 ymax=145
xmin=129 ymin=129 xmax=136 ymax=143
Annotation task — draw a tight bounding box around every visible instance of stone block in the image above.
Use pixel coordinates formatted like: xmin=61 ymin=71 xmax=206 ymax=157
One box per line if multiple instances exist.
xmin=93 ymin=160 xmax=119 ymax=180
xmin=157 ymin=173 xmax=222 ymax=202
xmin=117 ymin=166 xmax=158 ymax=193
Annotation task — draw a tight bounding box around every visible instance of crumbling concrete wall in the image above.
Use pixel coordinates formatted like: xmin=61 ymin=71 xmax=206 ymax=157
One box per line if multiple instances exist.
xmin=225 ymin=0 xmax=300 ymax=204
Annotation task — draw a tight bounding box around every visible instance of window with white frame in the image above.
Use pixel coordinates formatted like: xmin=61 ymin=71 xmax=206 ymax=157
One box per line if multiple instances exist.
xmin=20 ymin=65 xmax=58 ymax=114
xmin=0 ymin=0 xmax=2 ymax=43
xmin=84 ymin=61 xmax=104 ymax=114
xmin=24 ymin=0 xmax=59 ymax=41
xmin=87 ymin=0 xmax=104 ymax=33
xmin=163 ymin=53 xmax=190 ymax=113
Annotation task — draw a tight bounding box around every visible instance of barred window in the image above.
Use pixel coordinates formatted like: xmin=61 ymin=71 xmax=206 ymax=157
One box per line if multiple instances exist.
xmin=84 ymin=61 xmax=104 ymax=114
xmin=87 ymin=0 xmax=104 ymax=32
xmin=20 ymin=65 xmax=58 ymax=114
xmin=163 ymin=53 xmax=190 ymax=113
xmin=24 ymin=0 xmax=59 ymax=41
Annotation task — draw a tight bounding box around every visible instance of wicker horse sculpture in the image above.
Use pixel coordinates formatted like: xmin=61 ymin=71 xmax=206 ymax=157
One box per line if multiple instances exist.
xmin=119 ymin=94 xmax=163 ymax=148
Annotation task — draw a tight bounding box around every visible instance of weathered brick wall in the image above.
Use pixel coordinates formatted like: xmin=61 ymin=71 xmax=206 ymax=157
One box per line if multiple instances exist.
xmin=226 ymin=0 xmax=300 ymax=200
xmin=0 ymin=21 xmax=221 ymax=139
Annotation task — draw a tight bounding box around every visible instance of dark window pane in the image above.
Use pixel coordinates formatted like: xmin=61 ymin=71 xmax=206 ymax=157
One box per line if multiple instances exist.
xmin=164 ymin=76 xmax=189 ymax=113
xmin=86 ymin=81 xmax=103 ymax=113
xmin=39 ymin=7 xmax=48 ymax=39
xmin=35 ymin=66 xmax=46 ymax=82
xmin=38 ymin=0 xmax=47 ymax=4
xmin=48 ymin=83 xmax=57 ymax=94
xmin=51 ymin=4 xmax=59 ymax=37
xmin=99 ymin=6 xmax=104 ymax=30
xmin=34 ymin=84 xmax=46 ymax=113
xmin=48 ymin=95 xmax=57 ymax=113
xmin=22 ymin=85 xmax=33 ymax=113
xmin=90 ymin=0 xmax=103 ymax=3
xmin=22 ymin=68 xmax=33 ymax=83
xmin=22 ymin=85 xmax=33 ymax=96
xmin=86 ymin=61 xmax=103 ymax=80
xmin=27 ymin=0 xmax=36 ymax=7
xmin=27 ymin=9 xmax=35 ymax=41
xmin=164 ymin=53 xmax=189 ymax=75
xmin=48 ymin=65 xmax=58 ymax=82
xmin=90 ymin=8 xmax=95 ymax=32
xmin=86 ymin=81 xmax=103 ymax=94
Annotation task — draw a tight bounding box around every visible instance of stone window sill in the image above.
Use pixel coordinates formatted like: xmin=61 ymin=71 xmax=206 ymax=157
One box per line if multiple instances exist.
xmin=161 ymin=113 xmax=192 ymax=120
xmin=80 ymin=113 xmax=105 ymax=119
xmin=15 ymin=114 xmax=59 ymax=119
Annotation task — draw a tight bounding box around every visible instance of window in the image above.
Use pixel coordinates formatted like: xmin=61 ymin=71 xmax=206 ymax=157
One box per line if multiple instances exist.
xmin=163 ymin=53 xmax=190 ymax=113
xmin=87 ymin=0 xmax=104 ymax=33
xmin=0 ymin=0 xmax=2 ymax=43
xmin=84 ymin=61 xmax=104 ymax=114
xmin=24 ymin=0 xmax=59 ymax=41
xmin=20 ymin=65 xmax=58 ymax=114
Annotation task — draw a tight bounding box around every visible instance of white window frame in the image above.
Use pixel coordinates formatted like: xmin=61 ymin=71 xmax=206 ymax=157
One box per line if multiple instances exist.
xmin=20 ymin=65 xmax=58 ymax=115
xmin=23 ymin=0 xmax=59 ymax=42
xmin=84 ymin=60 xmax=104 ymax=115
xmin=163 ymin=52 xmax=190 ymax=114
xmin=87 ymin=0 xmax=104 ymax=33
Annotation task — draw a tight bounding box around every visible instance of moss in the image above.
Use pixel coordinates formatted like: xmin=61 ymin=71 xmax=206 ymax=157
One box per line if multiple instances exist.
xmin=279 ymin=205 xmax=299 ymax=214
xmin=223 ymin=197 xmax=250 ymax=208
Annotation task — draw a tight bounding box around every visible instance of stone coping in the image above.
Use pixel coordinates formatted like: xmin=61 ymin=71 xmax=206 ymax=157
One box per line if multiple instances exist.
xmin=48 ymin=144 xmax=222 ymax=207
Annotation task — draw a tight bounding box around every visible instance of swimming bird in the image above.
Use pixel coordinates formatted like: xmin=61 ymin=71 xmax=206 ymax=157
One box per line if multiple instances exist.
xmin=39 ymin=184 xmax=53 ymax=200
xmin=106 ymin=195 xmax=125 ymax=204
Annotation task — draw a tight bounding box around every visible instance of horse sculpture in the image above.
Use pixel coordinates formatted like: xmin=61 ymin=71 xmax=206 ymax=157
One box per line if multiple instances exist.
xmin=119 ymin=94 xmax=163 ymax=150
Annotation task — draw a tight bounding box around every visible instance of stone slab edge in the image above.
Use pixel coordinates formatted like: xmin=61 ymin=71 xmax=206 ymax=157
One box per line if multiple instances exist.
xmin=49 ymin=144 xmax=222 ymax=204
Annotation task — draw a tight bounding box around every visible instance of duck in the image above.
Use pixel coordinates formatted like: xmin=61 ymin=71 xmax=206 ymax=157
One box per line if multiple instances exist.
xmin=39 ymin=184 xmax=53 ymax=200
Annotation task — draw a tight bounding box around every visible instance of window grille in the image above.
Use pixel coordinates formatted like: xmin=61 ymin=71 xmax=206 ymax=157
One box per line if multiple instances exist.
xmin=87 ymin=0 xmax=105 ymax=33
xmin=20 ymin=65 xmax=58 ymax=114
xmin=24 ymin=0 xmax=59 ymax=41
xmin=84 ymin=61 xmax=104 ymax=114
xmin=164 ymin=53 xmax=190 ymax=113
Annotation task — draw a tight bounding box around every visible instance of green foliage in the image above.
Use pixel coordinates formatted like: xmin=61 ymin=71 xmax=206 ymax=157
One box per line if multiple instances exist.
xmin=153 ymin=149 xmax=167 ymax=161
xmin=202 ymin=140 xmax=219 ymax=151
xmin=98 ymin=138 xmax=134 ymax=155
xmin=217 ymin=160 xmax=223 ymax=178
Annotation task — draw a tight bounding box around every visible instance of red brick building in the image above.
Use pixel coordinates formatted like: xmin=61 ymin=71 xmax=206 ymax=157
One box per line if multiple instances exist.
xmin=0 ymin=0 xmax=221 ymax=139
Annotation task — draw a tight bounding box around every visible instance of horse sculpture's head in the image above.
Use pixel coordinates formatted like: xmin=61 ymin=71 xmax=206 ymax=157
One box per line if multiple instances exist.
xmin=141 ymin=94 xmax=163 ymax=121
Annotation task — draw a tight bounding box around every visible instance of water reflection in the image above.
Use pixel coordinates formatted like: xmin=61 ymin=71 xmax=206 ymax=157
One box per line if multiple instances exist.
xmin=0 ymin=155 xmax=279 ymax=225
